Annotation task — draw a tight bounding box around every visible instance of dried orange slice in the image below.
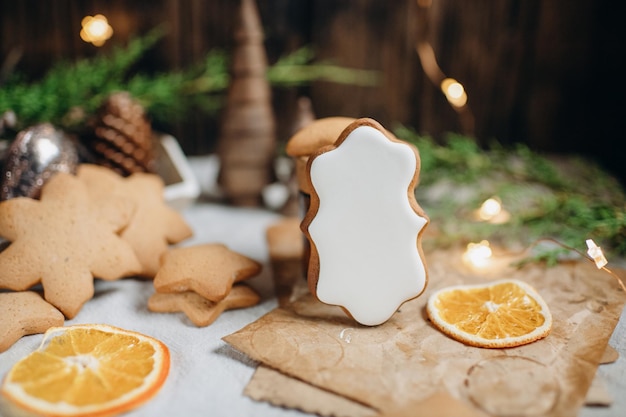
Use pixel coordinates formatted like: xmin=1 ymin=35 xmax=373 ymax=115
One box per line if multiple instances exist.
xmin=1 ymin=324 xmax=170 ymax=417
xmin=426 ymin=279 xmax=552 ymax=348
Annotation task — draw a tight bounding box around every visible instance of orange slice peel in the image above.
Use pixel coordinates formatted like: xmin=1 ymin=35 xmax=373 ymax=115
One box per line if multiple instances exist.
xmin=1 ymin=323 xmax=170 ymax=417
xmin=426 ymin=279 xmax=552 ymax=348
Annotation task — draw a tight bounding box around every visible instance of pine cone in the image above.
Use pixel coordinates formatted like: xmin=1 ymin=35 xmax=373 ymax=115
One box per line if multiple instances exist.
xmin=86 ymin=92 xmax=156 ymax=176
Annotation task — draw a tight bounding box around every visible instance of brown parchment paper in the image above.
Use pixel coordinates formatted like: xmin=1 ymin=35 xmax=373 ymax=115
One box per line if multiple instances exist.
xmin=245 ymin=365 xmax=378 ymax=417
xmin=224 ymin=248 xmax=626 ymax=417
xmin=246 ymin=358 xmax=615 ymax=415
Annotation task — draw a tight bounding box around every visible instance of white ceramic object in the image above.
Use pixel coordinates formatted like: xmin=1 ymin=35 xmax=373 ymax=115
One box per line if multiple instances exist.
xmin=155 ymin=133 xmax=201 ymax=210
xmin=303 ymin=119 xmax=428 ymax=326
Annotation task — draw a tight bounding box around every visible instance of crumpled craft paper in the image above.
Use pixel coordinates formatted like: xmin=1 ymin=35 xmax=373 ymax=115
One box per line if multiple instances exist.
xmin=245 ymin=365 xmax=377 ymax=417
xmin=244 ymin=348 xmax=618 ymax=417
xmin=224 ymin=248 xmax=626 ymax=417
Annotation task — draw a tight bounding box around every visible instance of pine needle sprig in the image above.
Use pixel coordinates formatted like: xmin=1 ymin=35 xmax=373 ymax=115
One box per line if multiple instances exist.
xmin=267 ymin=46 xmax=379 ymax=87
xmin=0 ymin=28 xmax=164 ymax=131
xmin=395 ymin=125 xmax=626 ymax=262
xmin=0 ymin=33 xmax=379 ymax=136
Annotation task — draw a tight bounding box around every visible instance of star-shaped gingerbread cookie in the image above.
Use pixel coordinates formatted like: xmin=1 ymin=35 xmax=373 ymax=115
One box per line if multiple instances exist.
xmin=148 ymin=284 xmax=261 ymax=326
xmin=0 ymin=291 xmax=65 ymax=352
xmin=77 ymin=164 xmax=193 ymax=277
xmin=153 ymin=243 xmax=262 ymax=301
xmin=0 ymin=172 xmax=142 ymax=318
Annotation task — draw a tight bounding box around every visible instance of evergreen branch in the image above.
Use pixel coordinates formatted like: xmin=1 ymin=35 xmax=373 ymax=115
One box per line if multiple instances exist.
xmin=395 ymin=125 xmax=626 ymax=261
xmin=0 ymin=28 xmax=165 ymax=131
xmin=267 ymin=47 xmax=379 ymax=87
xmin=0 ymin=37 xmax=377 ymax=135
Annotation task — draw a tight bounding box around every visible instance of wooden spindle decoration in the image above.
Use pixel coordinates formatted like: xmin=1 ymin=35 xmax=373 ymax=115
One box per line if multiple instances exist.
xmin=281 ymin=96 xmax=317 ymax=216
xmin=216 ymin=0 xmax=277 ymax=206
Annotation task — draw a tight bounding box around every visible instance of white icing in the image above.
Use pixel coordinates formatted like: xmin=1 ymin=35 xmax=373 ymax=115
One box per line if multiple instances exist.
xmin=308 ymin=125 xmax=427 ymax=326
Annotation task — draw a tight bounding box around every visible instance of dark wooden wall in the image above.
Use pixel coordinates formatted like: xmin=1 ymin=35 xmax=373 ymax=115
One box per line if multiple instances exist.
xmin=2 ymin=0 xmax=625 ymax=183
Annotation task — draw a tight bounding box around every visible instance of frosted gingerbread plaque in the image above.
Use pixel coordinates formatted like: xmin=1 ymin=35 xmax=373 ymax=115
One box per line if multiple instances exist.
xmin=302 ymin=118 xmax=429 ymax=326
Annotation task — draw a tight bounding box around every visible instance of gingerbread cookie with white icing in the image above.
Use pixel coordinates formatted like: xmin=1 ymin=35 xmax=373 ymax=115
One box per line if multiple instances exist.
xmin=301 ymin=118 xmax=429 ymax=326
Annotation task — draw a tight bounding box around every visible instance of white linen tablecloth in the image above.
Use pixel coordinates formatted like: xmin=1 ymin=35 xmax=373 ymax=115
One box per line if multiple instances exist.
xmin=0 ymin=203 xmax=305 ymax=417
xmin=0 ymin=202 xmax=624 ymax=417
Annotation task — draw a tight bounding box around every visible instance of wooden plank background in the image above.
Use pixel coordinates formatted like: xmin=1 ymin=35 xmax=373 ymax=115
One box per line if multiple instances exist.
xmin=1 ymin=0 xmax=624 ymax=183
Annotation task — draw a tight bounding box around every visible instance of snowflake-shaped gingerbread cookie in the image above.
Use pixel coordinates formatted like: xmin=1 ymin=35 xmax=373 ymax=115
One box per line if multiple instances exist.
xmin=302 ymin=118 xmax=429 ymax=326
xmin=0 ymin=172 xmax=142 ymax=318
xmin=77 ymin=164 xmax=193 ymax=277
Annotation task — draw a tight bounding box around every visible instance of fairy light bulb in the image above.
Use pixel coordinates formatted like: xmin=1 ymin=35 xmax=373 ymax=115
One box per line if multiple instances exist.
xmin=474 ymin=197 xmax=510 ymax=224
xmin=586 ymin=239 xmax=608 ymax=269
xmin=463 ymin=240 xmax=493 ymax=268
xmin=440 ymin=78 xmax=468 ymax=108
xmin=447 ymin=83 xmax=464 ymax=99
xmin=80 ymin=14 xmax=113 ymax=46
xmin=479 ymin=198 xmax=501 ymax=221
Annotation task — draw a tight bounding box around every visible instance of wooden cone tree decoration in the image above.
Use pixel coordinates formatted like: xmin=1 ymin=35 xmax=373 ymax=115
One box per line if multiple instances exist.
xmin=216 ymin=0 xmax=277 ymax=206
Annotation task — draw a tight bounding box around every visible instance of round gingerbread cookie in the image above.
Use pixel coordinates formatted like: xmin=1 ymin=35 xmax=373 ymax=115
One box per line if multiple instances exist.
xmin=286 ymin=117 xmax=356 ymax=196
